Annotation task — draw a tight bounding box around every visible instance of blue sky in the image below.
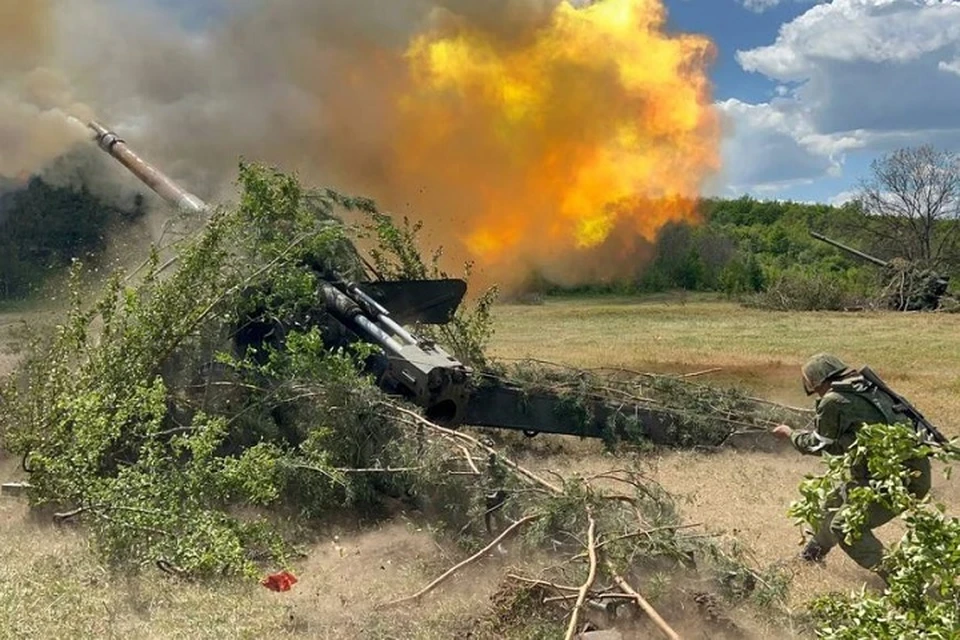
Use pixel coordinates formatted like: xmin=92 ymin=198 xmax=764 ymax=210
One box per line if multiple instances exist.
xmin=658 ymin=0 xmax=960 ymax=204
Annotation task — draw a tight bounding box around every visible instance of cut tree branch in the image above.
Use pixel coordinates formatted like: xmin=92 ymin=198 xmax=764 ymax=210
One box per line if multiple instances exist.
xmin=506 ymin=574 xmax=582 ymax=593
xmin=564 ymin=510 xmax=598 ymax=640
xmin=383 ymin=402 xmax=562 ymax=494
xmin=606 ymin=563 xmax=681 ymax=640
xmin=380 ymin=513 xmax=541 ymax=609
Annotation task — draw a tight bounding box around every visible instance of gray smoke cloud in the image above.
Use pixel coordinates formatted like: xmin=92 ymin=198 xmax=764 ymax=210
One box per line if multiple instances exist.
xmin=0 ymin=0 xmax=720 ymax=290
xmin=5 ymin=0 xmax=565 ymax=201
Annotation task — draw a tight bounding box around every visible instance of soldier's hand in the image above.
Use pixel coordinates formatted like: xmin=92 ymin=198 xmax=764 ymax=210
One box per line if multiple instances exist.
xmin=771 ymin=425 xmax=794 ymax=439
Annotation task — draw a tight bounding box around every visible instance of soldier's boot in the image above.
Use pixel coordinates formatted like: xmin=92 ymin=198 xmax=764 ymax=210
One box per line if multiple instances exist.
xmin=799 ymin=539 xmax=828 ymax=564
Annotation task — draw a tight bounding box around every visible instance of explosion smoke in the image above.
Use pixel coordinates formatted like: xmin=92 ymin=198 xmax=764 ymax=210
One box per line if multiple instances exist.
xmin=0 ymin=0 xmax=720 ymax=291
xmin=391 ymin=0 xmax=719 ymax=286
xmin=0 ymin=3 xmax=91 ymax=178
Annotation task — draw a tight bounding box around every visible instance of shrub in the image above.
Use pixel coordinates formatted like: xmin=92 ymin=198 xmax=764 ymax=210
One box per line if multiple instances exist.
xmin=787 ymin=423 xmax=960 ymax=638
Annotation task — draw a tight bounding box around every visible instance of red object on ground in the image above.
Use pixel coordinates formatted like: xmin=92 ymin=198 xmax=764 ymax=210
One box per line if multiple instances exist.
xmin=261 ymin=570 xmax=298 ymax=592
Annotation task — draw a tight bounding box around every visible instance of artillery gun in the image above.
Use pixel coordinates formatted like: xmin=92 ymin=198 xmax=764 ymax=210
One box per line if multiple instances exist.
xmin=81 ymin=119 xmax=802 ymax=445
xmin=809 ymin=231 xmax=951 ymax=311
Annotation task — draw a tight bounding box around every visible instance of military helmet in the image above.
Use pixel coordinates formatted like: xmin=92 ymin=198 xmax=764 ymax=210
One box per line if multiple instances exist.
xmin=801 ymin=353 xmax=849 ymax=395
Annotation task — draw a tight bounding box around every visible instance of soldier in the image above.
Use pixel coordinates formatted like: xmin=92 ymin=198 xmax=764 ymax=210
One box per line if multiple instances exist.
xmin=771 ymin=353 xmax=932 ymax=580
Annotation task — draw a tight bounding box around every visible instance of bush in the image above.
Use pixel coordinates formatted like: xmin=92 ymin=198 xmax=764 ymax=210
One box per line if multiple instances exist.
xmin=719 ymin=254 xmax=765 ymax=295
xmin=787 ymin=423 xmax=960 ymax=638
xmin=0 ymin=163 xmax=496 ymax=577
xmin=743 ymin=269 xmax=868 ymax=311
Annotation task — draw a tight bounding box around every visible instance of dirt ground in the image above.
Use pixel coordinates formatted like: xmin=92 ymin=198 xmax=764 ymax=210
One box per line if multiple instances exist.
xmin=487 ymin=295 xmax=960 ymax=617
xmin=1 ymin=294 xmax=958 ymax=638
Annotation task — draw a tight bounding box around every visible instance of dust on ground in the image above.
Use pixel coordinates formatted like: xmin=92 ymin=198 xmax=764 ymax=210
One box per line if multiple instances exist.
xmin=2 ymin=297 xmax=958 ymax=638
xmin=277 ymin=517 xmax=514 ymax=638
xmin=487 ymin=297 xmax=960 ymax=634
xmin=0 ymin=458 xmax=512 ymax=639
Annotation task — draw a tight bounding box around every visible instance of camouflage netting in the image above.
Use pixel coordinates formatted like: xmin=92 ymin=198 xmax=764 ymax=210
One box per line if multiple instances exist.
xmin=483 ymin=360 xmax=812 ymax=449
xmin=880 ymin=259 xmax=956 ymax=312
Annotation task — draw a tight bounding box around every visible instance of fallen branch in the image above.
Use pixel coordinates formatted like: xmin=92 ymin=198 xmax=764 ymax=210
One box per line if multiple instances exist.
xmin=383 ymin=400 xmax=684 ymax=638
xmin=506 ymin=574 xmax=582 ymax=593
xmin=564 ymin=510 xmax=598 ymax=640
xmin=53 ymin=503 xmax=167 ymax=524
xmin=543 ymin=593 xmax=636 ymax=604
xmin=52 ymin=506 xmax=85 ymax=522
xmin=570 ymin=523 xmax=703 ymax=561
xmin=606 ymin=562 xmax=680 ymax=640
xmin=457 ymin=444 xmax=481 ymax=475
xmin=680 ymin=367 xmax=722 ymax=378
xmin=156 ymin=559 xmax=189 ymax=577
xmin=289 ymin=462 xmax=346 ymax=486
xmin=380 ymin=513 xmax=541 ymax=609
xmin=385 ymin=402 xmax=562 ymax=494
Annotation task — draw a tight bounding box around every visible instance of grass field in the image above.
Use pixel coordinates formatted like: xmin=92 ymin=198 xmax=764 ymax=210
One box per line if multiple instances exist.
xmin=1 ymin=293 xmax=958 ymax=638
xmin=488 ymin=294 xmax=960 ymax=423
xmin=487 ymin=294 xmax=960 ymax=618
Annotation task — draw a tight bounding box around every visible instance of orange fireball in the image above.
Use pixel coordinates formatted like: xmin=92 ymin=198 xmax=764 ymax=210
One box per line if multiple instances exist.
xmin=386 ymin=0 xmax=719 ymax=289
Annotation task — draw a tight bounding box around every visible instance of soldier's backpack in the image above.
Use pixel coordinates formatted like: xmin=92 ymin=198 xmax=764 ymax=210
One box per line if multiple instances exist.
xmin=830 ymin=367 xmax=949 ymax=447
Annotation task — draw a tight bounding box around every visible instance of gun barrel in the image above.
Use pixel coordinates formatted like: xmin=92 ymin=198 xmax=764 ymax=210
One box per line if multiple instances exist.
xmin=85 ymin=120 xmax=207 ymax=215
xmin=809 ymin=231 xmax=889 ymax=268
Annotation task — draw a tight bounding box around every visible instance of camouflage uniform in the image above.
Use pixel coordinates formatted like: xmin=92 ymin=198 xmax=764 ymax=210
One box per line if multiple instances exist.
xmin=790 ymin=354 xmax=931 ymax=576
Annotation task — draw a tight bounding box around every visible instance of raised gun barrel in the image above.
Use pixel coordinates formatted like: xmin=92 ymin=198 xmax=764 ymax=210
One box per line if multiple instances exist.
xmin=810 ymin=230 xmax=952 ymax=311
xmin=81 ymin=118 xmax=472 ymax=425
xmin=86 ymin=121 xmax=207 ymax=215
xmin=809 ymin=231 xmax=889 ymax=268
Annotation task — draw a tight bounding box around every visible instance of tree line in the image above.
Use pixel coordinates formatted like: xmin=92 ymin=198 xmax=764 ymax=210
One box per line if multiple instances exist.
xmin=541 ymin=145 xmax=960 ymax=308
xmin=0 ymin=175 xmax=144 ymax=301
xmin=2 ymin=144 xmax=958 ymax=308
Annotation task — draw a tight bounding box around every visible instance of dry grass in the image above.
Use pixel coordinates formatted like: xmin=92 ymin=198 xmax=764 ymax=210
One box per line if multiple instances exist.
xmin=489 ymin=294 xmax=960 ymax=427
xmin=0 ymin=452 xmax=511 ymax=639
xmin=489 ymin=294 xmax=960 ymax=615
xmin=2 ymin=293 xmax=959 ymax=638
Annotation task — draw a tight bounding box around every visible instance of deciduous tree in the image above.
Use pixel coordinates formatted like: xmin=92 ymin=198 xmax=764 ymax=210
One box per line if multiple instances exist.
xmin=857 ymin=145 xmax=960 ymax=268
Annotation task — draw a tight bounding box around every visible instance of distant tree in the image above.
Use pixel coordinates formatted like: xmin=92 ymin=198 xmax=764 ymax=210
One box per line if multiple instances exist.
xmin=0 ymin=176 xmax=132 ymax=301
xmin=856 ymin=145 xmax=960 ymax=268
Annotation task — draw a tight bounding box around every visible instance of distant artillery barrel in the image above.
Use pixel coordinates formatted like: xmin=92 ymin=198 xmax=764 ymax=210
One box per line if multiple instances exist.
xmin=85 ymin=120 xmax=207 ymax=215
xmin=809 ymin=230 xmax=952 ymax=311
xmin=809 ymin=231 xmax=889 ymax=268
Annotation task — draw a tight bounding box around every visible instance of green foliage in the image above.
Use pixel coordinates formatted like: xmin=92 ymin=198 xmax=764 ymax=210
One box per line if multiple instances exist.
xmin=0 ymin=162 xmax=495 ymax=578
xmin=362 ymin=211 xmax=499 ymax=367
xmin=540 ymin=195 xmax=887 ymax=306
xmin=744 ymin=269 xmax=869 ymax=312
xmin=719 ymin=253 xmax=765 ymax=295
xmin=787 ymin=423 xmax=960 ymax=638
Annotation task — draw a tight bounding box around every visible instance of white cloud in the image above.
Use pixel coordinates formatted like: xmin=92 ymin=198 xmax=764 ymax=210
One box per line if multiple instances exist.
xmin=716 ymin=98 xmax=844 ymax=194
xmin=740 ymin=0 xmax=784 ymax=12
xmin=722 ymin=0 xmax=960 ymax=195
xmin=828 ymin=189 xmax=859 ymax=206
xmin=737 ymin=0 xmax=823 ymax=14
xmin=940 ymin=58 xmax=960 ymax=75
xmin=738 ymin=1 xmax=960 ymax=79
